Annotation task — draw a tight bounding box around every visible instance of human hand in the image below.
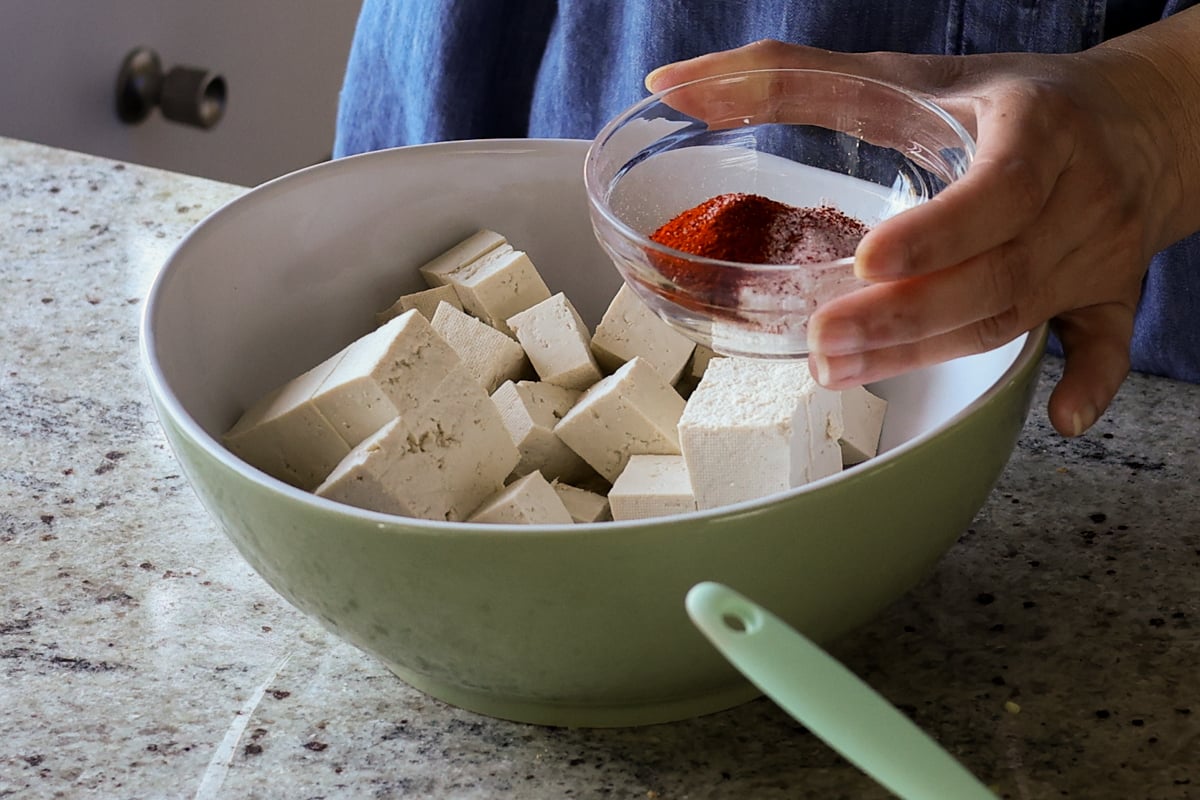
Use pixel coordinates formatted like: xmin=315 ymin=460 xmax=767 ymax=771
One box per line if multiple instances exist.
xmin=646 ymin=39 xmax=1192 ymax=436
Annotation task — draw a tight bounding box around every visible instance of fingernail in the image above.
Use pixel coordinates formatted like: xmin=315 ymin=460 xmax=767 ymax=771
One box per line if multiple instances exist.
xmin=808 ymin=317 xmax=865 ymax=357
xmin=1071 ymin=404 xmax=1097 ymax=437
xmin=810 ymin=352 xmax=862 ymax=388
xmin=810 ymin=353 xmax=829 ymax=385
xmin=645 ymin=65 xmax=671 ymax=92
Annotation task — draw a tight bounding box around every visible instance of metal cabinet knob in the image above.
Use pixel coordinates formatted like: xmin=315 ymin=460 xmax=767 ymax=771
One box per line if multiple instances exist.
xmin=115 ymin=47 xmax=226 ymax=129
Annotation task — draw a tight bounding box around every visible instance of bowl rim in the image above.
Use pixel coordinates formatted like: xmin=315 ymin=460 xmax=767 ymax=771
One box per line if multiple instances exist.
xmin=140 ymin=137 xmax=1039 ymax=540
xmin=583 ymin=67 xmax=977 ymax=273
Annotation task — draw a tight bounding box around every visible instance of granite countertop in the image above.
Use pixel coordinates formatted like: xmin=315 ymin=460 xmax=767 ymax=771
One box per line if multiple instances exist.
xmin=1 ymin=136 xmax=1197 ymax=799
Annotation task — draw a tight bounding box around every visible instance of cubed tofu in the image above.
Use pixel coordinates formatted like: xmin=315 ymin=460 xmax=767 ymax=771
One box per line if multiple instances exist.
xmin=311 ymin=310 xmax=460 ymax=448
xmin=222 ymin=350 xmax=351 ymax=491
xmin=608 ymin=455 xmax=696 ymax=521
xmin=678 ymin=357 xmax=843 ymax=510
xmin=311 ymin=417 xmax=408 ymax=516
xmin=554 ymin=357 xmax=685 ymax=482
xmin=507 ymin=293 xmax=603 ymax=390
xmin=491 ymin=380 xmax=592 ymax=483
xmin=674 ymin=344 xmax=721 ymax=400
xmin=417 ymin=229 xmax=508 ymax=288
xmin=468 ymin=471 xmax=574 ymax=525
xmin=430 ymin=244 xmax=552 ymax=336
xmin=689 ymin=345 xmax=719 ymax=380
xmin=840 ymin=385 xmax=887 ymax=466
xmin=314 ymin=368 xmax=520 ymax=521
xmin=590 ymin=284 xmax=695 ymax=383
xmin=550 ymin=481 xmax=612 ymax=523
xmin=376 ymin=284 xmax=462 ymax=324
xmin=432 ymin=302 xmax=529 ymax=393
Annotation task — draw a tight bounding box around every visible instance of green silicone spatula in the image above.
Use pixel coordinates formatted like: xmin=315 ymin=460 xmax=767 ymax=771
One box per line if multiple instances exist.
xmin=686 ymin=582 xmax=997 ymax=800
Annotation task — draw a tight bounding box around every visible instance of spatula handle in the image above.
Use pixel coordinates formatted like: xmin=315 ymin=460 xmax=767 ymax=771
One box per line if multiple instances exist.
xmin=686 ymin=582 xmax=997 ymax=800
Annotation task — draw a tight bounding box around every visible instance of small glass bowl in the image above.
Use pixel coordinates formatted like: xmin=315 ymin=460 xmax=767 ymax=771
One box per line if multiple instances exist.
xmin=584 ymin=68 xmax=975 ymax=358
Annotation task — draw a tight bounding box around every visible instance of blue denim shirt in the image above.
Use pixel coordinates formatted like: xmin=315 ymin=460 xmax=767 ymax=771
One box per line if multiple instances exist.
xmin=334 ymin=0 xmax=1200 ymax=384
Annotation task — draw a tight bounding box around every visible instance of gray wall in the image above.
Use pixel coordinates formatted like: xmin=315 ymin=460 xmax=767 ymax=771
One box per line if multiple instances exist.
xmin=1 ymin=1 xmax=362 ymax=186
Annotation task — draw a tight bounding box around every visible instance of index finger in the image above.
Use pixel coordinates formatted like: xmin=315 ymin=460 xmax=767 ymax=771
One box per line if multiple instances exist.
xmin=646 ymin=40 xmax=964 ymax=95
xmin=646 ymin=67 xmax=960 ymax=159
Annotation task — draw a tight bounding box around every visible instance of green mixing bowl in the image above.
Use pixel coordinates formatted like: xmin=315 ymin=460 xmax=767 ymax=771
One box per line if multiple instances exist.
xmin=141 ymin=139 xmax=1044 ymax=727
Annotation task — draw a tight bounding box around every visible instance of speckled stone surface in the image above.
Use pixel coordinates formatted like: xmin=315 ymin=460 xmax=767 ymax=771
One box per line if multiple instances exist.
xmin=1 ymin=135 xmax=1197 ymax=799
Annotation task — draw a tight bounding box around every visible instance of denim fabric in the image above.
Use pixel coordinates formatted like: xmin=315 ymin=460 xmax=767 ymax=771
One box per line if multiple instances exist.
xmin=334 ymin=0 xmax=1200 ymax=384
xmin=335 ymin=0 xmax=1120 ymax=153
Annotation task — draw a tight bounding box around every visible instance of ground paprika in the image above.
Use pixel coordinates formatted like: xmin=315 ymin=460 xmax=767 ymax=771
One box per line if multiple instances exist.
xmin=647 ymin=192 xmax=868 ymax=315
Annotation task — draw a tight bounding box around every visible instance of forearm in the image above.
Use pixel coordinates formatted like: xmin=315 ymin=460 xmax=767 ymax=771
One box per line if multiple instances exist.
xmin=1088 ymin=6 xmax=1200 ymax=248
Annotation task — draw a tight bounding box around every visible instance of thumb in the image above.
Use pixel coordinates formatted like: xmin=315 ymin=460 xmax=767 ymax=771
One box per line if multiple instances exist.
xmin=1046 ymin=306 xmax=1133 ymax=437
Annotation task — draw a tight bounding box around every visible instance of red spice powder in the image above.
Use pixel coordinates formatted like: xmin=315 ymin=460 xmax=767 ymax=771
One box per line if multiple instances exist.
xmin=647 ymin=192 xmax=868 ymax=312
xmin=651 ymin=192 xmax=867 ymax=264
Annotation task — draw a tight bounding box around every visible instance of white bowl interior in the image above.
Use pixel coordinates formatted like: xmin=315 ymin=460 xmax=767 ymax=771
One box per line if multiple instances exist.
xmin=144 ymin=139 xmax=1025 ymax=496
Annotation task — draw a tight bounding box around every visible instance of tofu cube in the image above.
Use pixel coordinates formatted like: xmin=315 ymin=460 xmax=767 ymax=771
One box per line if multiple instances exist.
xmin=376 ymin=284 xmax=461 ymax=324
xmin=674 ymin=344 xmax=721 ymax=400
xmin=468 ymin=471 xmax=574 ymax=525
xmin=550 ymin=481 xmax=612 ymax=524
xmin=491 ymin=380 xmax=592 ymax=483
xmin=590 ymin=284 xmax=695 ymax=383
xmin=507 ymin=293 xmax=603 ymax=390
xmin=840 ymin=385 xmax=888 ymax=466
xmin=429 ymin=243 xmax=552 ymax=336
xmin=608 ymin=455 xmax=697 ymax=521
xmin=311 ymin=417 xmax=408 ymax=516
xmin=432 ymin=302 xmax=529 ymax=393
xmin=678 ymin=357 xmax=843 ymax=510
xmin=222 ymin=350 xmax=351 ymax=490
xmin=417 ymin=229 xmax=508 ymax=288
xmin=315 ymin=368 xmax=520 ymax=521
xmin=689 ymin=345 xmax=720 ymax=380
xmin=554 ymin=357 xmax=685 ymax=482
xmin=311 ymin=310 xmax=460 ymax=448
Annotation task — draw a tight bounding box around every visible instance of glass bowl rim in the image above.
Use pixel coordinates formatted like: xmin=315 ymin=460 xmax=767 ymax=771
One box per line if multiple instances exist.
xmin=583 ymin=67 xmax=977 ymax=274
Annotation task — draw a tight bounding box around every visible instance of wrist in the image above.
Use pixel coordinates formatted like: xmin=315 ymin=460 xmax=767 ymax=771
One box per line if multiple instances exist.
xmin=1087 ymin=17 xmax=1200 ymax=248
